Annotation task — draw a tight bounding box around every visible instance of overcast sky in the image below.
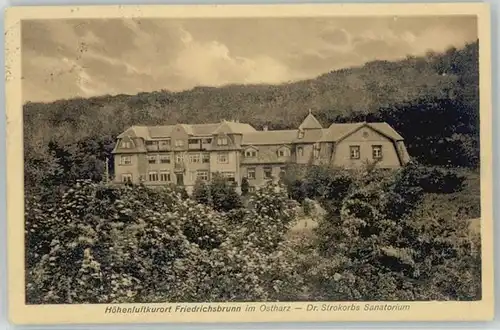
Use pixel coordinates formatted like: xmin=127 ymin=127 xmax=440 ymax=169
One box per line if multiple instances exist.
xmin=21 ymin=16 xmax=477 ymax=103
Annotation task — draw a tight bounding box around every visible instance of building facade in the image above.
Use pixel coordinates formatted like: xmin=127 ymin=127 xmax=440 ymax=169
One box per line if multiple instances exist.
xmin=112 ymin=112 xmax=411 ymax=193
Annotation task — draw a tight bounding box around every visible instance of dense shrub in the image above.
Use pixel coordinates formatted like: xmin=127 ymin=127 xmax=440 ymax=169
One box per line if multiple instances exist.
xmin=192 ymin=178 xmax=210 ymax=205
xmin=208 ymin=174 xmax=243 ymax=212
xmin=398 ymin=162 xmax=466 ymax=193
xmin=25 ymin=180 xmax=300 ymax=304
xmin=310 ymin=165 xmax=480 ymax=301
xmin=25 ymin=161 xmax=480 ymax=304
xmin=240 ymin=177 xmax=250 ymax=196
xmin=283 ymin=165 xmax=354 ymax=208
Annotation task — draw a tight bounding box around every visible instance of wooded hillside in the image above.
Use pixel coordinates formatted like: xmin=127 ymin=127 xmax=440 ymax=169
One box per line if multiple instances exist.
xmin=23 ymin=41 xmax=480 ymax=191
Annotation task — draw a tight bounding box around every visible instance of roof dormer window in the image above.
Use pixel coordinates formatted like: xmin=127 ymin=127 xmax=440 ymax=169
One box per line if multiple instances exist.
xmin=277 ymin=146 xmax=291 ymax=157
xmin=245 ymin=148 xmax=257 ymax=158
xmin=217 ymin=136 xmax=228 ymax=146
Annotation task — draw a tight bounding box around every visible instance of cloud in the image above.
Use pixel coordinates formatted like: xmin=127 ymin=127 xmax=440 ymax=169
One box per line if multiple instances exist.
xmin=170 ymin=28 xmax=298 ymax=88
xmin=21 ymin=16 xmax=478 ymax=103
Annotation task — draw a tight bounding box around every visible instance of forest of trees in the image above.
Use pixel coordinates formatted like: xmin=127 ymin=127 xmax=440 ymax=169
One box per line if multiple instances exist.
xmin=23 ymin=41 xmax=479 ymax=192
xmin=23 ymin=41 xmax=482 ymax=303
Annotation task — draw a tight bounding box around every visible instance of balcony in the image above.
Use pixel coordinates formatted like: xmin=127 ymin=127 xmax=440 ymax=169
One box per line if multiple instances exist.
xmin=146 ymin=140 xmax=171 ymax=151
xmin=174 ymin=161 xmax=186 ymax=172
xmin=145 ymin=144 xmax=159 ymax=151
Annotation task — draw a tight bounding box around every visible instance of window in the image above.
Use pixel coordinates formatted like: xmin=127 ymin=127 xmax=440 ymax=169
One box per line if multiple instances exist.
xmin=372 ymin=145 xmax=383 ymax=159
xmin=160 ymin=154 xmax=171 ymax=164
xmin=145 ymin=141 xmax=157 ymax=146
xmin=222 ymin=172 xmax=236 ymax=182
xmin=279 ymin=167 xmax=286 ymax=178
xmin=247 ymin=167 xmax=256 ymax=180
xmin=298 ymin=130 xmax=304 ymax=139
xmin=148 ymin=155 xmax=157 ymax=164
xmin=245 ymin=149 xmax=257 ymax=158
xmin=278 ymin=148 xmax=290 ymax=157
xmin=350 ymin=146 xmax=360 ymax=159
xmin=188 ymin=139 xmax=200 ymax=144
xmin=264 ymin=167 xmax=273 ymax=179
xmin=297 ymin=147 xmax=304 ymax=157
xmin=248 ymin=186 xmax=256 ymax=192
xmin=313 ymin=143 xmax=320 ymax=159
xmin=175 ymin=140 xmax=184 ymax=147
xmin=202 ymin=138 xmax=212 ymax=144
xmin=121 ymin=174 xmax=132 ymax=183
xmin=189 ymin=153 xmax=200 ymax=163
xmin=218 ymin=152 xmax=229 ymax=163
xmin=121 ymin=141 xmax=132 ymax=149
xmin=149 ymin=171 xmax=159 ymax=181
xmin=197 ymin=170 xmax=209 ymax=181
xmin=159 ymin=140 xmax=170 ymax=148
xmin=160 ymin=171 xmax=171 ymax=182
xmin=217 ymin=137 xmax=228 ymax=146
xmin=202 ymin=153 xmax=210 ymax=163
xmin=120 ymin=155 xmax=131 ymax=165
xmin=175 ymin=153 xmax=184 ymax=164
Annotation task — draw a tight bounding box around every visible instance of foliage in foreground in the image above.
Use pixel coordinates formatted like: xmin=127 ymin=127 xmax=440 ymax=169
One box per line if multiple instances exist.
xmin=26 ymin=162 xmax=481 ymax=303
xmin=26 ymin=181 xmax=299 ymax=304
xmin=307 ymin=164 xmax=480 ymax=301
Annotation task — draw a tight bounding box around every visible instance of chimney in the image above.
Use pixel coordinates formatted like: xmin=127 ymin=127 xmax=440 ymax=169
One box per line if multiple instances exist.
xmin=263 ymin=125 xmax=268 ymax=131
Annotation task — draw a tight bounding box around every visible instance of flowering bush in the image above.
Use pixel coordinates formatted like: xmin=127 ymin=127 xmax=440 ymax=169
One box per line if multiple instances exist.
xmin=25 ymin=161 xmax=480 ymax=304
xmin=25 ymin=180 xmax=300 ymax=304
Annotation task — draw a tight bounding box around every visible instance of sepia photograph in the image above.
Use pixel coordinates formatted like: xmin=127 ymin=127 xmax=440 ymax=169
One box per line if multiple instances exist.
xmin=5 ymin=3 xmax=493 ymax=325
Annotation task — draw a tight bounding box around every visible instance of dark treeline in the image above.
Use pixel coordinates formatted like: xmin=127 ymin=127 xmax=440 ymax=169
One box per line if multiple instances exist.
xmin=24 ymin=41 xmax=479 ymax=193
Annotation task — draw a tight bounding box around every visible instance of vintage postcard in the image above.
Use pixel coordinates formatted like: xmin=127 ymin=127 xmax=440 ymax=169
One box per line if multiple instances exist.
xmin=5 ymin=2 xmax=493 ymax=325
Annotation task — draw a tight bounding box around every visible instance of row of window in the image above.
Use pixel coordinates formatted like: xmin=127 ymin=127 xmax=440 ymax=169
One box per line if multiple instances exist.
xmin=144 ymin=139 xmax=214 ymax=148
xmin=120 ymin=152 xmax=231 ymax=166
xmin=349 ymin=145 xmax=383 ymax=160
xmin=244 ymin=148 xmax=291 ymax=158
xmin=121 ymin=170 xmax=235 ymax=183
xmin=246 ymin=166 xmax=286 ymax=180
xmin=120 ymin=145 xmax=383 ymax=166
xmin=147 ymin=153 xmax=211 ymax=165
xmin=136 ymin=137 xmax=230 ymax=149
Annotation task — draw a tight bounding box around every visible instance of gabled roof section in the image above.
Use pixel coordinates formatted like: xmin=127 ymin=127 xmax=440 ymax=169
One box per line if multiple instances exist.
xmin=296 ymin=128 xmax=329 ymax=143
xmin=214 ymin=120 xmax=257 ymax=135
xmin=117 ymin=121 xmax=256 ymax=140
xmin=277 ymin=144 xmax=291 ymax=150
xmin=117 ymin=126 xmax=152 ymax=139
xmin=179 ymin=124 xmax=193 ymax=135
xmin=367 ymin=122 xmax=404 ymax=141
xmin=112 ymin=135 xmax=147 ymax=154
xmin=298 ymin=111 xmax=323 ymax=130
xmin=321 ymin=122 xmax=404 ymax=142
xmin=148 ymin=125 xmax=175 ymax=138
xmin=240 ymin=144 xmax=291 ymax=165
xmin=321 ymin=123 xmax=365 ymax=142
xmin=242 ymin=130 xmax=298 ymax=145
xmin=190 ymin=123 xmax=222 ymax=135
